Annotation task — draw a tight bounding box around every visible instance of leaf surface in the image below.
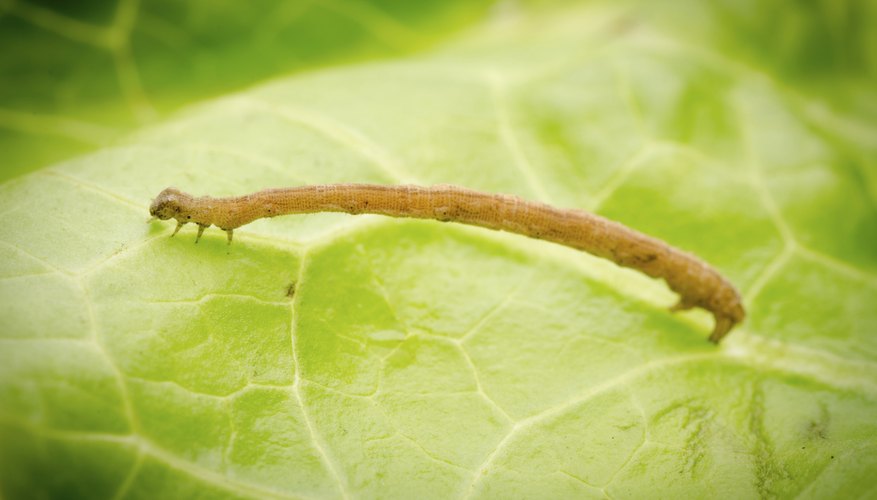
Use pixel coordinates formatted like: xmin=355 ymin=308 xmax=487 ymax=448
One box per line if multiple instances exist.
xmin=1 ymin=2 xmax=876 ymax=498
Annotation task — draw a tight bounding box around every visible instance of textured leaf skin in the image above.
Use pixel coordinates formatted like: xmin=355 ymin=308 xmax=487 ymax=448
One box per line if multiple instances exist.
xmin=2 ymin=1 xmax=877 ymax=499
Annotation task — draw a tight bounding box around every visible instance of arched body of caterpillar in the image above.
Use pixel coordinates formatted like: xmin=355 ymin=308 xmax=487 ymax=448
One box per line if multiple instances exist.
xmin=149 ymin=184 xmax=745 ymax=343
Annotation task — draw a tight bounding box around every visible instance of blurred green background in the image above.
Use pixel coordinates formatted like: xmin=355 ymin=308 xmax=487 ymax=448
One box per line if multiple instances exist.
xmin=0 ymin=0 xmax=497 ymax=180
xmin=2 ymin=0 xmax=875 ymax=182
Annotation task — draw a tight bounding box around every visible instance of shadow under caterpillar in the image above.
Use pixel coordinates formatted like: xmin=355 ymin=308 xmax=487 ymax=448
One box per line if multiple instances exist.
xmin=149 ymin=184 xmax=745 ymax=343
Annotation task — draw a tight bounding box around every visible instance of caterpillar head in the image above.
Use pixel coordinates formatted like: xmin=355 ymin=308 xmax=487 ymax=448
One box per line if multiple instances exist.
xmin=149 ymin=187 xmax=186 ymax=220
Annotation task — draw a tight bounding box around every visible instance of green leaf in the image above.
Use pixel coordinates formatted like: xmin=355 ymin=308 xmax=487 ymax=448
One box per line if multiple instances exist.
xmin=2 ymin=1 xmax=877 ymax=498
xmin=0 ymin=0 xmax=495 ymax=180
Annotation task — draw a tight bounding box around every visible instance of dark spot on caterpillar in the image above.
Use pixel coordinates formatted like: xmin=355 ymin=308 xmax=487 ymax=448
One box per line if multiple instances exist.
xmin=286 ymin=282 xmax=296 ymax=298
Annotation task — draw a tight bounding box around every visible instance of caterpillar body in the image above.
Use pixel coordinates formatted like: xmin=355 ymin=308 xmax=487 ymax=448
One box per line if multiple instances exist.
xmin=149 ymin=184 xmax=745 ymax=343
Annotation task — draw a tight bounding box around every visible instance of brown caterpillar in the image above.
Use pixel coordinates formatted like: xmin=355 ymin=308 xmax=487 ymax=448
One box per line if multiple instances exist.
xmin=149 ymin=184 xmax=744 ymax=343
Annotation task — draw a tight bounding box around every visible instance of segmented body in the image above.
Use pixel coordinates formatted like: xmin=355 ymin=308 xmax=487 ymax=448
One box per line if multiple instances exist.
xmin=149 ymin=184 xmax=745 ymax=342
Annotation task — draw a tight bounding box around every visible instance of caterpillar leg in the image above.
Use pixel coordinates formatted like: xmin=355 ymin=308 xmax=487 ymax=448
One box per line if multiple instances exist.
xmin=171 ymin=220 xmax=185 ymax=237
xmin=708 ymin=315 xmax=734 ymax=344
xmin=195 ymin=224 xmax=208 ymax=243
xmin=670 ymin=297 xmax=696 ymax=312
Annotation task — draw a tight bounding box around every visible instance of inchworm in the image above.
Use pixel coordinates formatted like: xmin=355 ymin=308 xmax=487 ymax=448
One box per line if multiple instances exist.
xmin=149 ymin=184 xmax=744 ymax=343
